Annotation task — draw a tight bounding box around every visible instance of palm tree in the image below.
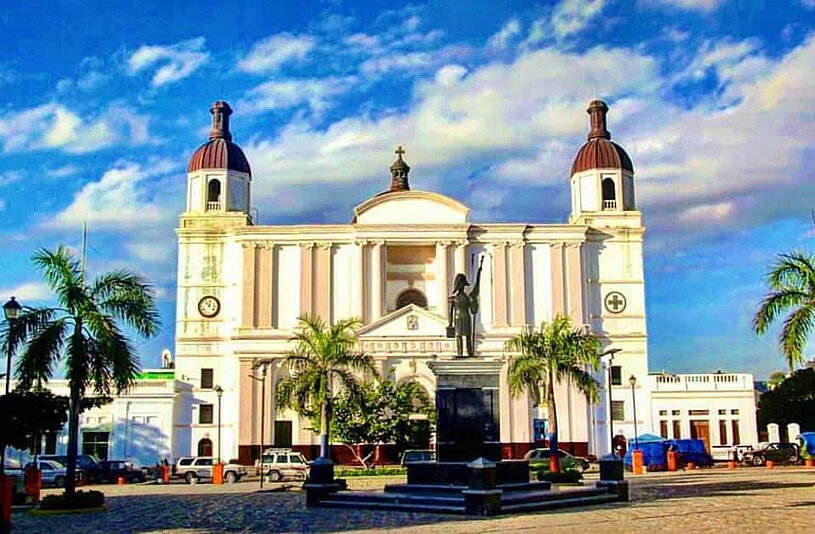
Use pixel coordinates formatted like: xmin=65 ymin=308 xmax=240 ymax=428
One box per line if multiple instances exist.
xmin=754 ymin=251 xmax=815 ymax=372
xmin=276 ymin=313 xmax=376 ymax=459
xmin=505 ymin=314 xmax=601 ymax=473
xmin=2 ymin=246 xmax=159 ymax=496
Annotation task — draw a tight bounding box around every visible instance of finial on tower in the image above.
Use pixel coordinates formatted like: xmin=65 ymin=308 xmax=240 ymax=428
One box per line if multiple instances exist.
xmin=587 ymin=99 xmax=610 ymax=141
xmin=209 ymin=101 xmax=233 ymax=142
xmin=389 ymin=145 xmax=411 ymax=192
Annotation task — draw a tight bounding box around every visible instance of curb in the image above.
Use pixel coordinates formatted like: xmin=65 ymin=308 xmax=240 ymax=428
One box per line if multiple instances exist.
xmin=30 ymin=504 xmax=108 ymax=516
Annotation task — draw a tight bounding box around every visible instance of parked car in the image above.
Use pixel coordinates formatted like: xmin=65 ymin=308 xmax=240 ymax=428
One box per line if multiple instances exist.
xmin=399 ymin=449 xmax=436 ymax=466
xmin=97 ymin=460 xmax=145 ymax=483
xmin=523 ymin=448 xmax=591 ymax=472
xmin=39 ymin=454 xmax=102 ymax=483
xmin=742 ymin=442 xmax=799 ymax=466
xmin=256 ymin=449 xmax=310 ymax=482
xmin=24 ymin=460 xmax=82 ymax=488
xmin=173 ymin=456 xmax=248 ymax=484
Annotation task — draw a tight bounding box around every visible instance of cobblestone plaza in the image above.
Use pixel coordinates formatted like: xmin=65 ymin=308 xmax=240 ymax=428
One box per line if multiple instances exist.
xmin=10 ymin=467 xmax=815 ymax=533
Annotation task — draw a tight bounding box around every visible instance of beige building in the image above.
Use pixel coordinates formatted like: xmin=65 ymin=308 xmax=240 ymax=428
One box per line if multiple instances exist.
xmin=174 ymin=99 xmax=650 ymax=464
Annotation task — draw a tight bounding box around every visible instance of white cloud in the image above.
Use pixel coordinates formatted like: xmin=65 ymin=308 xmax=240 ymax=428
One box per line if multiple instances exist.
xmin=45 ymin=165 xmax=79 ymax=178
xmin=128 ymin=37 xmax=209 ymax=87
xmin=47 ymin=161 xmax=180 ymax=230
xmin=241 ymin=77 xmax=355 ymax=115
xmin=551 ymin=0 xmax=607 ymax=40
xmin=239 ymin=33 xmax=315 ymax=73
xmin=642 ymin=0 xmax=725 ymax=11
xmin=488 ymin=19 xmax=522 ymax=50
xmin=0 ymin=281 xmax=51 ymax=301
xmin=0 ymin=103 xmax=150 ymax=154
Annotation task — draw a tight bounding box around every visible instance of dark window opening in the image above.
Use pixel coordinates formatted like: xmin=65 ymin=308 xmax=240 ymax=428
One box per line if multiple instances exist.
xmin=207 ymin=180 xmax=221 ymax=204
xmin=602 ymin=178 xmax=616 ymax=209
xmin=274 ymin=421 xmax=293 ymax=447
xmin=396 ymin=288 xmax=428 ymax=309
xmin=44 ymin=432 xmax=57 ymax=455
xmin=199 ymin=404 xmax=214 ymax=424
xmin=660 ymin=421 xmax=668 ymax=439
xmin=201 ymin=368 xmax=214 ymax=389
xmin=82 ymin=431 xmax=109 ymax=461
xmin=610 ymin=365 xmax=622 ymax=386
xmin=731 ymin=420 xmax=741 ymax=445
xmin=719 ymin=420 xmax=728 ymax=445
xmin=672 ymin=420 xmax=682 ymax=439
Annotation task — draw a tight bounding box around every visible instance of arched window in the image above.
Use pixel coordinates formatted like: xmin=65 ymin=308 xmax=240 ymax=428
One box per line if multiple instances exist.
xmin=197 ymin=438 xmax=213 ymax=457
xmin=396 ymin=288 xmax=428 ymax=309
xmin=207 ymin=179 xmax=222 ymax=209
xmin=602 ymin=178 xmax=616 ymax=210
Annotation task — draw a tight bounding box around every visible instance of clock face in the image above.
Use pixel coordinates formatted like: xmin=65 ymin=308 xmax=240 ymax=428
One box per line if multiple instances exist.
xmin=198 ymin=296 xmax=220 ymax=318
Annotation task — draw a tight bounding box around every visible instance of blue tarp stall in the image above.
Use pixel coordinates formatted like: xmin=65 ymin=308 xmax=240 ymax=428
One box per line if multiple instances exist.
xmin=623 ymin=435 xmax=669 ymax=471
xmin=666 ymin=438 xmax=714 ymax=467
xmin=798 ymin=432 xmax=815 ymax=456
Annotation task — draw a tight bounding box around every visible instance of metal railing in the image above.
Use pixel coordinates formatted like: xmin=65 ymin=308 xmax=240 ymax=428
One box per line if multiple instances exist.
xmin=603 ymin=199 xmax=617 ymax=210
xmin=206 ymin=201 xmax=222 ymax=211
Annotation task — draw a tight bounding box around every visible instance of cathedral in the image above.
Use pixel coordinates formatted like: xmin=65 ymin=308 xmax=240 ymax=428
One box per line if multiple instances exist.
xmin=173 ymin=99 xmax=649 ymax=463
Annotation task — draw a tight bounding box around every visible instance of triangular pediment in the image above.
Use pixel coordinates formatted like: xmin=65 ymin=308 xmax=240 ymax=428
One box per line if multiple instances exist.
xmin=357 ymin=304 xmax=449 ymax=338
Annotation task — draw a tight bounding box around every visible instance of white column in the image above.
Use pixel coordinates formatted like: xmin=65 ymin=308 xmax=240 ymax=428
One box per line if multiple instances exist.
xmin=371 ymin=240 xmax=384 ymax=319
xmin=455 ymin=240 xmax=467 ymax=277
xmin=355 ymin=240 xmax=367 ymax=322
xmin=436 ymin=241 xmax=449 ymax=314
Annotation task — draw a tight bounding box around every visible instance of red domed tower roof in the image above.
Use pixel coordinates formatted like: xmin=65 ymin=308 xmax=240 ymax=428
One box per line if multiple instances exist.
xmin=187 ymin=101 xmax=251 ymax=175
xmin=570 ymin=100 xmax=633 ymax=176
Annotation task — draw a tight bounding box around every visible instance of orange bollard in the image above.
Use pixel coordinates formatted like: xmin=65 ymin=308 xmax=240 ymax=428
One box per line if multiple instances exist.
xmin=667 ymin=450 xmax=677 ymax=472
xmin=117 ymin=476 xmax=126 ymax=485
xmin=805 ymin=459 xmax=814 ymax=468
xmin=24 ymin=467 xmax=42 ymax=503
xmin=766 ymin=460 xmax=775 ymax=469
xmin=0 ymin=474 xmax=14 ymax=527
xmin=687 ymin=461 xmax=696 ymax=470
xmin=632 ymin=449 xmax=644 ymax=475
xmin=212 ymin=463 xmax=224 ymax=485
xmin=162 ymin=465 xmax=171 ymax=483
xmin=728 ymin=461 xmax=736 ymax=469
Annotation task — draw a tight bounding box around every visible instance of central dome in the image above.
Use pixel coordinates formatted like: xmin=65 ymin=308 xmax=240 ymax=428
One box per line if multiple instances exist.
xmin=187 ymin=101 xmax=252 ymax=175
xmin=570 ymin=100 xmax=633 ymax=176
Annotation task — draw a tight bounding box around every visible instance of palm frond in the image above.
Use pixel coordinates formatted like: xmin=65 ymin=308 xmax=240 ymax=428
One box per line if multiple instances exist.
xmin=94 ymin=271 xmax=160 ymax=337
xmin=780 ymin=302 xmax=815 ymax=371
xmin=753 ymin=289 xmax=808 ymax=335
xmin=31 ymin=246 xmax=83 ymax=310
xmin=15 ymin=317 xmax=67 ymax=388
xmin=768 ymin=252 xmax=815 ymax=292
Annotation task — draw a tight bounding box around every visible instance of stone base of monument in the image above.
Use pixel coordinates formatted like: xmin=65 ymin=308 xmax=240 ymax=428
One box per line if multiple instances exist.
xmin=306 ymin=456 xmax=628 ymax=516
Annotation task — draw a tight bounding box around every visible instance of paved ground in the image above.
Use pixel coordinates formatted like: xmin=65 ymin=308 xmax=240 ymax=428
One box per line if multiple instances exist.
xmin=8 ymin=466 xmax=815 ymax=533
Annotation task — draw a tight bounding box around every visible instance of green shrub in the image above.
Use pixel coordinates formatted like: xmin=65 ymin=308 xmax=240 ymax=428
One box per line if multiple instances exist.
xmin=334 ymin=467 xmax=407 ymax=477
xmin=39 ymin=490 xmax=105 ymax=510
xmin=532 ymin=467 xmax=583 ymax=484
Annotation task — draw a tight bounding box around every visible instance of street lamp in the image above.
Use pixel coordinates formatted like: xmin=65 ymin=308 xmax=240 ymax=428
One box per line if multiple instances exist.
xmin=600 ymin=348 xmax=622 ymax=455
xmin=249 ymin=363 xmax=268 ymax=489
xmin=214 ymin=385 xmax=224 ymax=464
xmin=629 ymin=375 xmax=638 ymax=451
xmin=3 ymin=296 xmax=22 ymax=395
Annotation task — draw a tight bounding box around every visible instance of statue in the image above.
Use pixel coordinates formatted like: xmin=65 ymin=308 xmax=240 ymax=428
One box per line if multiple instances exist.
xmin=447 ymin=255 xmax=484 ymax=358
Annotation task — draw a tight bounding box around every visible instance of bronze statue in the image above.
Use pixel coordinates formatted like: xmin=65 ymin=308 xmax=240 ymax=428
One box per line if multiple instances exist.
xmin=447 ymin=255 xmax=484 ymax=357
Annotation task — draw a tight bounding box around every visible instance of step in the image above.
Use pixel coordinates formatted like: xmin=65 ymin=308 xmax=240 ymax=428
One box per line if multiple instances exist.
xmin=501 ymin=493 xmax=618 ymax=514
xmin=326 ymin=491 xmax=464 ymax=506
xmin=384 ymin=483 xmax=468 ymax=496
xmin=319 ymin=498 xmax=466 ymax=515
xmin=501 ymin=486 xmax=607 ymax=506
xmin=497 ymin=481 xmax=552 ymax=493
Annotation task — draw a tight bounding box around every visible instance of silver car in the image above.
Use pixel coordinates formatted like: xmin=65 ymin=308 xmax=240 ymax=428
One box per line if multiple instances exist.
xmin=173 ymin=456 xmax=247 ymax=484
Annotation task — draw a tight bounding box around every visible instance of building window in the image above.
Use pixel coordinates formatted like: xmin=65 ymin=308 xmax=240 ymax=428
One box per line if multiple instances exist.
xmin=672 ymin=420 xmax=681 ymax=439
xmin=199 ymin=404 xmax=214 ymax=424
xmin=718 ymin=409 xmax=727 ymax=415
xmin=611 ymin=401 xmax=625 ymax=421
xmin=82 ymin=431 xmax=109 ymax=460
xmin=688 ymin=410 xmax=709 ymax=416
xmin=602 ymin=178 xmax=616 ymax=210
xmin=396 ymin=288 xmax=428 ymax=309
xmin=201 ymin=368 xmax=214 ymax=389
xmin=719 ymin=420 xmax=728 ymax=445
xmin=659 ymin=421 xmax=668 ymax=438
xmin=671 ymin=410 xmax=680 ymax=416
xmin=731 ymin=420 xmax=741 ymax=445
xmin=730 ymin=409 xmax=739 ymax=415
xmin=610 ymin=366 xmax=622 ymax=386
xmin=44 ymin=432 xmax=57 ymax=455
xmin=658 ymin=410 xmax=667 ymax=416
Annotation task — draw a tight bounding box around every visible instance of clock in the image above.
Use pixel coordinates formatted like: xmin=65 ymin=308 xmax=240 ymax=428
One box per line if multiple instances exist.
xmin=198 ymin=296 xmax=220 ymax=318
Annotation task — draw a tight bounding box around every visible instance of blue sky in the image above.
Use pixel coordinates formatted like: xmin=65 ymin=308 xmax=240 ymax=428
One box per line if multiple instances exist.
xmin=1 ymin=0 xmax=813 ymax=380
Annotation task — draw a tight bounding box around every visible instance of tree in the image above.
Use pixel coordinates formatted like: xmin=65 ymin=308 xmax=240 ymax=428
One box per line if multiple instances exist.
xmin=332 ymin=379 xmax=434 ymax=467
xmin=505 ymin=314 xmax=601 ymax=473
xmin=754 ymin=251 xmax=815 ymax=372
xmin=275 ymin=314 xmax=376 ymax=459
xmin=768 ymin=371 xmax=787 ymax=390
xmin=0 ymin=389 xmax=69 ymax=471
xmin=1 ymin=246 xmax=159 ymax=496
xmin=758 ymin=368 xmax=815 ymax=432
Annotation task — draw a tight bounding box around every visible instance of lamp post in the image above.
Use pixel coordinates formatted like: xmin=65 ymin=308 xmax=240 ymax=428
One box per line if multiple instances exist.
xmin=3 ymin=296 xmax=22 ymax=394
xmin=600 ymin=348 xmax=621 ymax=455
xmin=214 ymin=385 xmax=224 ymax=464
xmin=629 ymin=375 xmax=638 ymax=451
xmin=249 ymin=363 xmax=268 ymax=489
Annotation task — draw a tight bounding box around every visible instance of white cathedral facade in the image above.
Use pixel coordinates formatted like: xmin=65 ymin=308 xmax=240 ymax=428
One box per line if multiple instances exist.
xmin=168 ymin=100 xmax=756 ymax=465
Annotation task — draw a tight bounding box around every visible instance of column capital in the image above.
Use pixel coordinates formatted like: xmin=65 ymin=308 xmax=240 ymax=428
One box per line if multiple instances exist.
xmin=241 ymin=241 xmax=259 ymax=250
xmin=355 ymin=239 xmax=370 ymax=247
xmin=316 ymin=241 xmax=333 ymax=250
xmin=509 ymin=240 xmax=526 ymax=249
xmin=299 ymin=242 xmax=316 ymax=250
xmin=436 ymin=239 xmax=454 ymax=247
xmin=372 ymin=239 xmax=386 ymax=247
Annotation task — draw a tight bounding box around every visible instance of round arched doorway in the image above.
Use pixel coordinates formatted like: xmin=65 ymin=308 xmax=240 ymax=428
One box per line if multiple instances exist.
xmin=198 ymin=438 xmax=213 ymax=457
xmin=396 ymin=288 xmax=428 ymax=309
